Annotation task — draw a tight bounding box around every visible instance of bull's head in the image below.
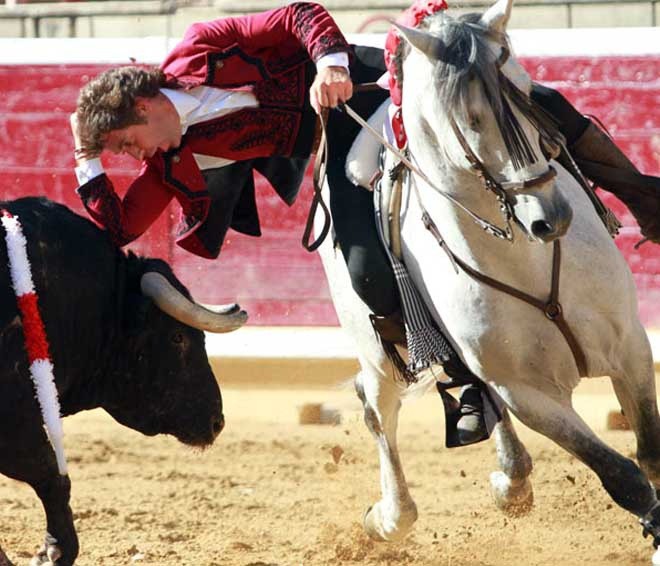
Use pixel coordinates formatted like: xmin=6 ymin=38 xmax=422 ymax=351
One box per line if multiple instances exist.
xmin=103 ymin=261 xmax=247 ymax=448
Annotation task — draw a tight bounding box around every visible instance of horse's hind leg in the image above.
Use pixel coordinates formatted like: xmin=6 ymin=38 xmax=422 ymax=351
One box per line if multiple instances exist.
xmin=503 ymin=383 xmax=659 ymax=536
xmin=489 ymin=408 xmax=534 ymax=515
xmin=355 ymin=368 xmax=418 ymax=541
xmin=609 ymin=339 xmax=660 ymax=489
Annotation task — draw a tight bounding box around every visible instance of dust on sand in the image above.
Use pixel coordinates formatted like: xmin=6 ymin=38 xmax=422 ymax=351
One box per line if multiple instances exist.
xmin=0 ymin=384 xmax=652 ymax=566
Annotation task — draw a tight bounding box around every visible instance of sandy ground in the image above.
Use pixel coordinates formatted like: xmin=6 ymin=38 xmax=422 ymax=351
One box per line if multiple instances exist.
xmin=1 ymin=377 xmax=658 ymax=566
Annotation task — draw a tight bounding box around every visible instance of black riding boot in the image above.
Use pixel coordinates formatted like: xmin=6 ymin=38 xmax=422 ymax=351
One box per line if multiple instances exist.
xmin=570 ymin=122 xmax=660 ymax=244
xmin=370 ymin=312 xmax=491 ymax=446
xmin=456 ymin=384 xmax=489 ymax=444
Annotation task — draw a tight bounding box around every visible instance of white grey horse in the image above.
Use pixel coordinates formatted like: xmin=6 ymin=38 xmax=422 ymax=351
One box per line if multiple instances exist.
xmin=318 ymin=0 xmax=660 ymax=562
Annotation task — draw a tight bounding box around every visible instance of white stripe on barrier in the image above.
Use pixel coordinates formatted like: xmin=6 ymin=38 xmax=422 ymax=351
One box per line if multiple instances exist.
xmin=204 ymin=327 xmax=660 ymax=364
xmin=0 ymin=28 xmax=659 ymax=64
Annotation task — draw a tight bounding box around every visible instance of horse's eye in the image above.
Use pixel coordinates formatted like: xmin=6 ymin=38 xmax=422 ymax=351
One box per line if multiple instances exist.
xmin=468 ymin=116 xmax=482 ymax=131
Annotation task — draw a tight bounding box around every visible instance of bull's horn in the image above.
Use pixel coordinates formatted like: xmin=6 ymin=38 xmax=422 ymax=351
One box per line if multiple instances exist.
xmin=140 ymin=271 xmax=247 ymax=333
xmin=392 ymin=22 xmax=447 ymax=61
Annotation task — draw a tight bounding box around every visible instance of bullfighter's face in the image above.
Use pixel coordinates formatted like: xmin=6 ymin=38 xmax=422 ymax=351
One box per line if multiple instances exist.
xmin=104 ymin=94 xmax=182 ymax=160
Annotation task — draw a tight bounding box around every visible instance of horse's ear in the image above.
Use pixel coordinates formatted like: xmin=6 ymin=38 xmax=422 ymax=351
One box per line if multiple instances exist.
xmin=392 ymin=21 xmax=447 ymax=61
xmin=479 ymin=0 xmax=513 ymax=33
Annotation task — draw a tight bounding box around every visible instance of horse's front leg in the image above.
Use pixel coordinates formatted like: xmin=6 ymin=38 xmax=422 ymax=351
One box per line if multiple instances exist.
xmin=355 ymin=368 xmax=418 ymax=541
xmin=489 ymin=408 xmax=534 ymax=515
xmin=608 ymin=334 xmax=660 ymax=491
xmin=502 ymin=382 xmax=660 ymax=563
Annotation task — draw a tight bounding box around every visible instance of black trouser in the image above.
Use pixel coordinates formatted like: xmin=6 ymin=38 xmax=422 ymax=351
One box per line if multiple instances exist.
xmin=327 ymin=46 xmax=399 ymax=316
xmin=329 ymin=49 xmax=589 ymax=317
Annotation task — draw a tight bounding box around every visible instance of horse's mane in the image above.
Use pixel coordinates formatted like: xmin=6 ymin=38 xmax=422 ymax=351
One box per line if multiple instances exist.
xmin=426 ymin=12 xmax=503 ymax=125
xmin=395 ymin=11 xmax=557 ymax=170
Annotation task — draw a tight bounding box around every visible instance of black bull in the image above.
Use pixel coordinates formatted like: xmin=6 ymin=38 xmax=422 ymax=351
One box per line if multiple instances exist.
xmin=0 ymin=197 xmax=246 ymax=566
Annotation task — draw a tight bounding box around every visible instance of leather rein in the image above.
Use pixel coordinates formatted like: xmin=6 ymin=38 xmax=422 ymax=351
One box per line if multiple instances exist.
xmin=302 ymin=108 xmax=332 ymax=252
xmin=331 ymin=84 xmax=588 ymax=376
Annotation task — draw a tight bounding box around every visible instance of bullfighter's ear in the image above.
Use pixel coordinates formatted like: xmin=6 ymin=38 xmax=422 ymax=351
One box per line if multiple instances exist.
xmin=134 ymin=97 xmax=151 ymax=117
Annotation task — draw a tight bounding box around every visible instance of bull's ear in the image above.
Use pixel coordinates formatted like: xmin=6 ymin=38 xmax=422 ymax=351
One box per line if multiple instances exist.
xmin=480 ymin=0 xmax=513 ymax=34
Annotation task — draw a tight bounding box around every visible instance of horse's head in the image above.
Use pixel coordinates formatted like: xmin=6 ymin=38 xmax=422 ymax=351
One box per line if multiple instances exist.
xmin=394 ymin=0 xmax=572 ymax=243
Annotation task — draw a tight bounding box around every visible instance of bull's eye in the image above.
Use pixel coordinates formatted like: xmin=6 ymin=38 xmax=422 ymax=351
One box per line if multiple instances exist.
xmin=172 ymin=332 xmax=184 ymax=344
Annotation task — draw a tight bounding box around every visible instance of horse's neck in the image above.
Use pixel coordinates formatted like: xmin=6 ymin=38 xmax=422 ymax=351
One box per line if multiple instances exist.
xmin=408 ymin=167 xmax=556 ymax=289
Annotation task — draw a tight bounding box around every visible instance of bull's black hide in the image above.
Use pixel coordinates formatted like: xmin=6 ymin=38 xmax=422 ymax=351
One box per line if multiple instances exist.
xmin=0 ymin=198 xmax=224 ymax=566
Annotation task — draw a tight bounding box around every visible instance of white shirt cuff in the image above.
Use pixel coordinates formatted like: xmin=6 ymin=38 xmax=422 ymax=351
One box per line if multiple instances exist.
xmin=75 ymin=158 xmax=105 ymax=185
xmin=316 ymin=52 xmax=349 ymax=70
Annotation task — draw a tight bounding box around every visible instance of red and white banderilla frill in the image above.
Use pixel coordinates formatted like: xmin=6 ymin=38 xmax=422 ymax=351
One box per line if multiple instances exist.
xmin=1 ymin=209 xmax=67 ymax=475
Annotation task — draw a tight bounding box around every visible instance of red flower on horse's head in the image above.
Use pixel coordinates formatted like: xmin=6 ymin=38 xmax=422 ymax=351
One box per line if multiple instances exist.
xmin=384 ymin=0 xmax=448 ymax=106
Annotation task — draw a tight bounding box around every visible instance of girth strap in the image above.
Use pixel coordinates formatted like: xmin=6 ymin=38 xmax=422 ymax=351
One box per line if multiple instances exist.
xmin=423 ymin=213 xmax=588 ymax=376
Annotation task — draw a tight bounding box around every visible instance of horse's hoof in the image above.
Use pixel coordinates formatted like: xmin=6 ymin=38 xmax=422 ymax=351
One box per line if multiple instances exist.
xmin=490 ymin=471 xmax=534 ymax=516
xmin=652 ymin=546 xmax=660 ymax=566
xmin=363 ymin=505 xmax=388 ymax=542
xmin=362 ymin=502 xmax=417 ymax=542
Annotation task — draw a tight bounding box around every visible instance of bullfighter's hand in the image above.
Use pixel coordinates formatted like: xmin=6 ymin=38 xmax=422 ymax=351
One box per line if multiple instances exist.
xmin=70 ymin=113 xmax=99 ymax=163
xmin=310 ymin=66 xmax=353 ymax=115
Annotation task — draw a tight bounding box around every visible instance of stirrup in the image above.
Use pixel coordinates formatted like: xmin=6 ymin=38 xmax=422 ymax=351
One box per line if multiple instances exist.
xmin=437 ymin=381 xmax=500 ymax=448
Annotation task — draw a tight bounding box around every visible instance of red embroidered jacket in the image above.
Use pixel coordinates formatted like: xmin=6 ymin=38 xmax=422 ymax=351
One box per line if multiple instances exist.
xmin=77 ymin=2 xmax=349 ymax=258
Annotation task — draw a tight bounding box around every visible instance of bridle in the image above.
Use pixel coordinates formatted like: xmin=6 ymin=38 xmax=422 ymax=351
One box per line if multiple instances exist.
xmin=444 ymin=43 xmax=561 ymax=240
xmin=340 ymin=94 xmax=558 ymax=242
xmin=450 ymin=116 xmax=558 ymax=241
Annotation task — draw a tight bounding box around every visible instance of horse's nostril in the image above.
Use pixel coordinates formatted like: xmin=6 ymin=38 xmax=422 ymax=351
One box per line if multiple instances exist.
xmin=531 ymin=220 xmax=554 ymax=239
xmin=212 ymin=415 xmax=225 ymax=436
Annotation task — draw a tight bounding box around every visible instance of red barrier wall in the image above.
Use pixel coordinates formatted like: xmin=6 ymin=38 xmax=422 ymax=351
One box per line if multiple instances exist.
xmin=1 ymin=56 xmax=658 ymax=326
